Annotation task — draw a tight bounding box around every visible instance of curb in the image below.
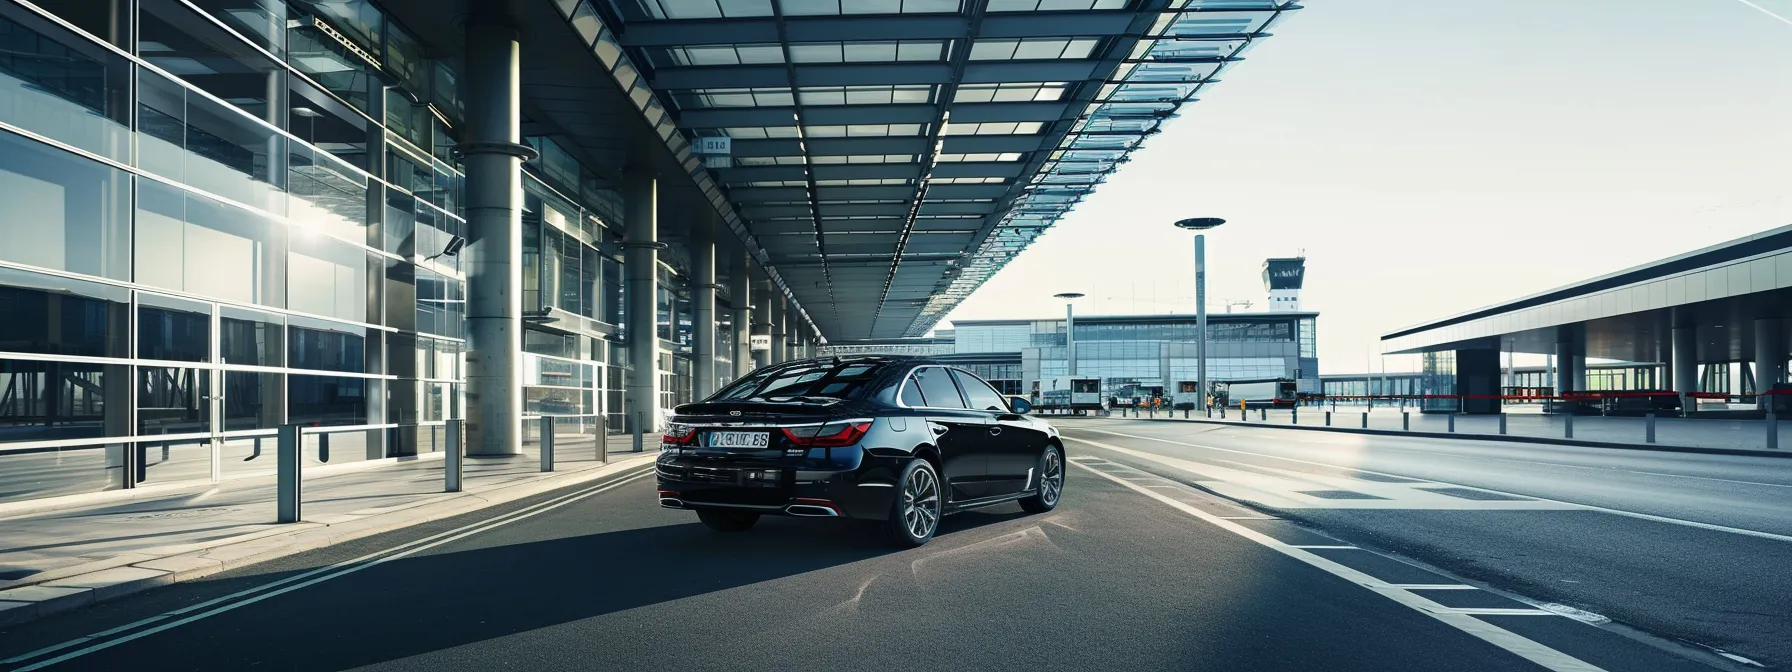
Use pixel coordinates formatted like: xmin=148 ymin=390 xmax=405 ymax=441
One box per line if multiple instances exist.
xmin=0 ymin=454 xmax=658 ymax=628
xmin=1090 ymin=416 xmax=1792 ymax=459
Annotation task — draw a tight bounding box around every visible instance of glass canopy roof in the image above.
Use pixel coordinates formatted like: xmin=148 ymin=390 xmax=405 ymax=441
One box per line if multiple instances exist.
xmin=550 ymin=0 xmax=1303 ymax=340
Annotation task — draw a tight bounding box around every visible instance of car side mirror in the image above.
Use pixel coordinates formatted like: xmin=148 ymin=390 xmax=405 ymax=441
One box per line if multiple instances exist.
xmin=1008 ymin=397 xmax=1033 ymax=415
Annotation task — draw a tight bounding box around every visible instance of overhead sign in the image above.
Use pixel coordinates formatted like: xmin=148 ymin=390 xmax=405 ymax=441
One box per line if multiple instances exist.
xmin=694 ymin=137 xmax=731 ymax=169
xmin=750 ymin=334 xmax=771 ymax=351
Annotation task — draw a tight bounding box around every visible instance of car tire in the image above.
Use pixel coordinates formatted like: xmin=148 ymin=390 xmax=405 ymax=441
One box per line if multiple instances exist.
xmin=697 ymin=510 xmax=760 ymax=532
xmin=1019 ymin=444 xmax=1065 ymax=514
xmin=881 ymin=458 xmax=942 ymax=548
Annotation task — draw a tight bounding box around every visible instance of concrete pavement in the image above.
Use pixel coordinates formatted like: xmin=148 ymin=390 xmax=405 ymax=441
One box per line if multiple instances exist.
xmin=0 ymin=420 xmax=1752 ymax=672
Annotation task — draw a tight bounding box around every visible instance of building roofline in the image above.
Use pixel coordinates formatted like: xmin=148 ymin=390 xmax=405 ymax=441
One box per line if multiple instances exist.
xmin=1382 ymin=223 xmax=1792 ymax=341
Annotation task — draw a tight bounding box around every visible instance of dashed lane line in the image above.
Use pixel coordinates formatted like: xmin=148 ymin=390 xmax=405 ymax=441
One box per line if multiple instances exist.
xmin=1065 ymin=445 xmax=1604 ymax=672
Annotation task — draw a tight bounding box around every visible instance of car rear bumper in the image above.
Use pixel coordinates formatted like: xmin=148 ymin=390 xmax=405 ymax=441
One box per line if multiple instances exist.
xmin=655 ymin=450 xmax=905 ymax=520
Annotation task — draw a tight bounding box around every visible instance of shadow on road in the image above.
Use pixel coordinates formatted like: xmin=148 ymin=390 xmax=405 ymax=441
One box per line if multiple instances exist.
xmin=115 ymin=505 xmax=1037 ymax=670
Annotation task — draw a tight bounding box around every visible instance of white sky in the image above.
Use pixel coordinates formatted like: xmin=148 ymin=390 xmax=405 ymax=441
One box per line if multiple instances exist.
xmin=939 ymin=0 xmax=1792 ymax=374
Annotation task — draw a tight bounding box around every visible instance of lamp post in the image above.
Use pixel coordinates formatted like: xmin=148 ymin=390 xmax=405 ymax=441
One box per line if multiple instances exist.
xmin=1174 ymin=217 xmax=1226 ymax=412
xmin=1054 ymin=292 xmax=1086 ymax=376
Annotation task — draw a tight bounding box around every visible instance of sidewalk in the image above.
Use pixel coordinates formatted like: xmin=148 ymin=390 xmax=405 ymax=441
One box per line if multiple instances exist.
xmin=0 ymin=435 xmax=658 ymax=626
xmin=1106 ymin=407 xmax=1790 ymax=457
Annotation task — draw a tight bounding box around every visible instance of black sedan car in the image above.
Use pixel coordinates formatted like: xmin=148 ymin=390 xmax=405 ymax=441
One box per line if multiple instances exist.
xmin=656 ymin=356 xmax=1065 ymax=547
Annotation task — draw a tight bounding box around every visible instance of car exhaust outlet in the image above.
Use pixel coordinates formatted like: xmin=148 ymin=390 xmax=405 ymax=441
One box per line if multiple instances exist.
xmin=785 ymin=504 xmax=839 ymax=517
xmin=660 ymin=497 xmax=685 ymax=508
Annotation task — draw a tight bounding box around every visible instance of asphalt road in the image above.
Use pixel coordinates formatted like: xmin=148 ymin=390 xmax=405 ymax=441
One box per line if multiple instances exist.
xmin=0 ymin=419 xmax=1768 ymax=671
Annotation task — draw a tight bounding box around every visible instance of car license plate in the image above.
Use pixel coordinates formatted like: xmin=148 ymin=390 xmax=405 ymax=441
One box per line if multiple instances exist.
xmin=706 ymin=431 xmax=769 ymax=449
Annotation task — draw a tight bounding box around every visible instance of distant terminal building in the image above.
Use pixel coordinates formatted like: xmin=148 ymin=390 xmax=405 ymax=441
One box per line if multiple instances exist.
xmin=825 ymin=312 xmax=1321 ymax=401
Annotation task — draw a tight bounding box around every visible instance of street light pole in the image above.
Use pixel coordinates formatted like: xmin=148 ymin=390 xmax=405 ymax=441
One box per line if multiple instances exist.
xmin=1175 ymin=218 xmax=1226 ymax=412
xmin=1054 ymin=292 xmax=1086 ymax=376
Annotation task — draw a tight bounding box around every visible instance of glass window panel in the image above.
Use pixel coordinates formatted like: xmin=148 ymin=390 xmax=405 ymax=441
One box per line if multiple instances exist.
xmin=384 ymin=22 xmax=426 ymax=95
xmin=383 ymin=257 xmax=417 ymax=331
xmin=286 ymin=22 xmax=378 ymax=114
xmin=289 ymin=374 xmax=369 ymax=426
xmin=181 ymin=0 xmax=287 ymax=57
xmin=139 ymin=0 xmax=284 ymax=121
xmin=0 ymin=358 xmax=129 ymax=444
xmin=0 ymin=3 xmax=132 ymax=161
xmin=896 ymin=41 xmax=942 ymax=61
xmin=138 ymin=293 xmax=211 ymax=363
xmin=1013 ymin=38 xmax=1069 ymax=59
xmin=307 ymin=0 xmax=381 ymax=53
xmin=842 ymin=42 xmax=897 ymax=62
xmin=137 ymin=68 xmax=286 ymax=212
xmin=289 ymin=231 xmax=370 ymax=323
xmin=290 ymin=144 xmax=368 ymax=241
xmin=911 ymin=367 xmax=964 ymax=408
xmin=787 ymin=43 xmax=841 ymax=63
xmin=778 ymin=0 xmax=839 ymax=15
xmin=289 ymin=318 xmax=367 ymax=372
xmin=0 ymin=130 xmax=131 ymax=280
xmin=222 ymin=370 xmax=282 ymax=431
xmin=969 ymin=39 xmax=1017 ymax=61
xmin=415 ymin=266 xmax=463 ymax=338
xmin=847 ymin=0 xmax=901 ymax=12
xmin=137 ymin=366 xmax=210 ymax=436
xmin=0 ymin=265 xmax=129 ymax=358
xmin=290 ymin=77 xmax=370 ymax=169
xmin=32 ymin=0 xmax=129 ymax=47
xmin=135 ymin=179 xmax=286 ymax=307
xmin=221 ymin=305 xmax=283 ymax=366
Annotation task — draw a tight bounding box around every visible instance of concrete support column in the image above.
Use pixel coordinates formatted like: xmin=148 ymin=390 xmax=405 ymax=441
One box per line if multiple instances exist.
xmin=1672 ymin=327 xmax=1697 ymax=395
xmin=461 ymin=17 xmax=535 ymax=456
xmin=1554 ymin=340 xmax=1584 ymax=394
xmin=624 ymin=170 xmax=662 ymax=433
xmin=767 ymin=291 xmax=785 ymax=365
xmin=1756 ymin=319 xmax=1787 ymax=406
xmin=691 ymin=217 xmax=717 ymax=399
xmin=730 ymin=250 xmax=751 ymax=379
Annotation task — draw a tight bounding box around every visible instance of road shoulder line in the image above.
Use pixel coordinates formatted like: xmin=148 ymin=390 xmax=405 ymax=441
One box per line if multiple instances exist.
xmin=1064 ymin=447 xmax=1606 ymax=672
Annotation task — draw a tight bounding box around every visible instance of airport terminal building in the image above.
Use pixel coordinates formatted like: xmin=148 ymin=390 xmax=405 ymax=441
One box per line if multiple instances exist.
xmin=0 ymin=0 xmax=1300 ymax=505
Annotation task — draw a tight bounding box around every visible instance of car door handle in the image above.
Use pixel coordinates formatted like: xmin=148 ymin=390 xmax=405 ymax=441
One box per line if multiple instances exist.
xmin=988 ymin=426 xmax=1003 ymax=436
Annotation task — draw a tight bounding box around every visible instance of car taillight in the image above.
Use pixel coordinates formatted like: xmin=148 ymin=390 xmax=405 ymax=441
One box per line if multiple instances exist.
xmin=781 ymin=420 xmax=872 ymax=447
xmin=661 ymin=423 xmax=697 ymax=446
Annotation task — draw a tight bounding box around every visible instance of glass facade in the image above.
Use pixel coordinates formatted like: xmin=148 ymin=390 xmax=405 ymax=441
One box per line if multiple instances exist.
xmin=0 ymin=0 xmax=473 ymax=502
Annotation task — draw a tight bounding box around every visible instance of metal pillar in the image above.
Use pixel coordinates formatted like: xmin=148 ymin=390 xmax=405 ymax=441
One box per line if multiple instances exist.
xmin=1673 ymin=326 xmax=1697 ymax=412
xmin=462 ymin=17 xmax=534 ymax=456
xmin=1755 ymin=319 xmax=1786 ymax=410
xmin=1194 ymin=234 xmax=1207 ymax=411
xmin=731 ymin=251 xmax=752 ymax=378
xmin=1645 ymin=413 xmax=1655 ymax=444
xmin=691 ymin=216 xmax=717 ymax=399
xmin=539 ymin=416 xmax=555 ymax=472
xmin=624 ymin=170 xmax=662 ymax=434
xmin=445 ymin=419 xmax=463 ymax=492
xmin=1065 ymin=301 xmax=1079 ymax=376
xmin=276 ymin=424 xmax=301 ymax=523
xmin=767 ymin=294 xmax=785 ymax=365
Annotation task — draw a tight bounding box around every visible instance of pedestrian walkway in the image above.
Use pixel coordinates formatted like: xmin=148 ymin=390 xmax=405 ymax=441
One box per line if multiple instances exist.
xmin=1114 ymin=407 xmax=1788 ymax=453
xmin=0 ymin=434 xmax=656 ymax=624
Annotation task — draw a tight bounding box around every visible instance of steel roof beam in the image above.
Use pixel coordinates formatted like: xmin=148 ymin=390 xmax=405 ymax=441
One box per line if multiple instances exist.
xmin=653 ymin=63 xmax=954 ymax=90
xmin=619 ymin=9 xmax=1283 ymax=47
xmin=939 ymin=135 xmax=1046 ymax=153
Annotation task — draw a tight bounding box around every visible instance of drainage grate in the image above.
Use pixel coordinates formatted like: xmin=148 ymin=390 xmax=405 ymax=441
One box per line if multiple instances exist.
xmin=1297 ymin=490 xmax=1388 ymax=500
xmin=1418 ymin=487 xmax=1531 ymax=501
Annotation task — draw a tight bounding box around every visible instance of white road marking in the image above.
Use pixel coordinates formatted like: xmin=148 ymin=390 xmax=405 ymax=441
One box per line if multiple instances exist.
xmin=6 ymin=469 xmax=656 ymax=671
xmin=1289 ymin=545 xmax=1357 ymax=550
xmin=1073 ymin=427 xmax=1792 ymax=543
xmin=1393 ymin=584 xmax=1478 ymax=590
xmin=1067 ymin=455 xmax=1603 ymax=672
xmin=1443 ymin=608 xmax=1556 ymax=616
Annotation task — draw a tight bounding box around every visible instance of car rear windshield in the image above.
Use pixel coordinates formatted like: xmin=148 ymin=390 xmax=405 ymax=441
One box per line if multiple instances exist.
xmin=710 ymin=361 xmax=890 ymax=402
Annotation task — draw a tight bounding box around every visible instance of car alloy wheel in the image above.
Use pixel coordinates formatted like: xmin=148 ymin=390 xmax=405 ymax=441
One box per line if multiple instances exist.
xmin=1039 ymin=448 xmax=1063 ymax=507
xmin=902 ymin=464 xmax=940 ymax=539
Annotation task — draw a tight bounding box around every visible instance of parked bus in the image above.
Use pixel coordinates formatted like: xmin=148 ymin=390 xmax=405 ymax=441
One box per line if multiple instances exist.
xmin=1035 ymin=376 xmax=1103 ymax=414
xmin=1171 ymin=380 xmax=1216 ymax=410
xmin=1214 ymin=378 xmax=1298 ymax=409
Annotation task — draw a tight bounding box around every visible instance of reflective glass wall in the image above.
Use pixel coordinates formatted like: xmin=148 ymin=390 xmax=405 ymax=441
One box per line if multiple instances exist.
xmin=0 ymin=0 xmax=468 ymax=503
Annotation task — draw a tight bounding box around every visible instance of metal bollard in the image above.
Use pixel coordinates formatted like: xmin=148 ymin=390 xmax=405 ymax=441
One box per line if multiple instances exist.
xmin=1220 ymin=406 xmax=1226 ymax=419
xmin=633 ymin=412 xmax=645 ymax=453
xmin=1448 ymin=413 xmax=1455 ymax=433
xmin=1498 ymin=414 xmax=1507 ymax=435
xmin=540 ymin=416 xmax=555 ymax=472
xmin=1183 ymin=408 xmax=1189 ymax=419
xmin=1402 ymin=412 xmax=1409 ymax=431
xmin=1260 ymin=408 xmax=1267 ymax=422
xmin=1292 ymin=408 xmax=1298 ymax=425
xmin=1564 ymin=413 xmax=1574 ymax=439
xmin=277 ymin=424 xmax=302 ymax=523
xmin=1361 ymin=412 xmax=1368 ymax=429
xmin=1325 ymin=411 xmax=1332 ymax=426
xmin=1644 ymin=412 xmax=1656 ymax=444
xmin=599 ymin=415 xmax=609 ymax=464
xmin=445 ymin=419 xmax=463 ymax=492
xmin=1769 ymin=411 xmax=1780 ymax=450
